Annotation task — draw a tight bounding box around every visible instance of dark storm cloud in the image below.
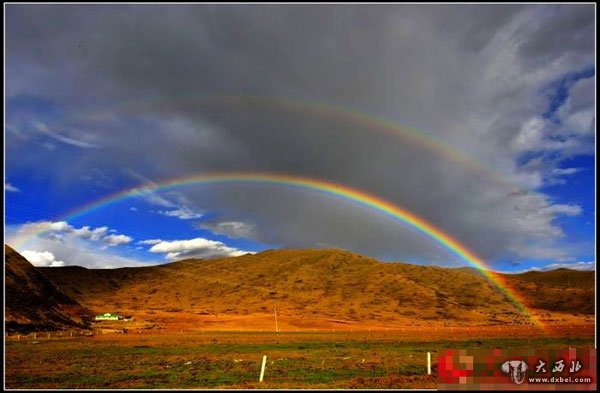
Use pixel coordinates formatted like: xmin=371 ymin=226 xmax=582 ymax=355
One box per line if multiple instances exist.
xmin=515 ymin=5 xmax=595 ymax=63
xmin=6 ymin=4 xmax=595 ymax=265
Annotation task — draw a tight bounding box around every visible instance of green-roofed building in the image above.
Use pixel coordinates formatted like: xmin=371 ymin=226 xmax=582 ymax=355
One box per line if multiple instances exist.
xmin=95 ymin=313 xmax=120 ymax=321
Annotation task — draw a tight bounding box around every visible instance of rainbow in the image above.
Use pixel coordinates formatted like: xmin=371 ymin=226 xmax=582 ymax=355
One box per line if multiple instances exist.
xmin=82 ymin=94 xmax=530 ymax=194
xmin=15 ymin=172 xmax=542 ymax=327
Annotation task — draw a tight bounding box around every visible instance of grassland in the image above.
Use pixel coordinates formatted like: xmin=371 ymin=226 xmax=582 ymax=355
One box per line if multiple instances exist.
xmin=5 ymin=247 xmax=595 ymax=389
xmin=5 ymin=328 xmax=595 ymax=389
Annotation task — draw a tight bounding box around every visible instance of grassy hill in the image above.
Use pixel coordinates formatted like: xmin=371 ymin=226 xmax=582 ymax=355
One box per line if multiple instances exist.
xmin=32 ymin=248 xmax=594 ymax=326
xmin=509 ymin=268 xmax=594 ymax=288
xmin=4 ymin=245 xmax=93 ymax=332
xmin=502 ymin=269 xmax=595 ymax=315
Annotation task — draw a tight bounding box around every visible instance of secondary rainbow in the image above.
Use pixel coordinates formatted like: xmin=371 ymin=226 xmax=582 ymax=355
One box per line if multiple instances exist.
xmin=83 ymin=94 xmax=531 ymax=195
xmin=17 ymin=172 xmax=543 ymax=327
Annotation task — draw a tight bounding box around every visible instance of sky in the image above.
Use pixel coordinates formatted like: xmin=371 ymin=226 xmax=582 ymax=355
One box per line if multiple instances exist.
xmin=4 ymin=4 xmax=596 ymax=272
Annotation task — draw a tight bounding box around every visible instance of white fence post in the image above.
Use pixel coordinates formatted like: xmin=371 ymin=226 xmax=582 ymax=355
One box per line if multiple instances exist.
xmin=427 ymin=352 xmax=432 ymax=375
xmin=259 ymin=355 xmax=267 ymax=382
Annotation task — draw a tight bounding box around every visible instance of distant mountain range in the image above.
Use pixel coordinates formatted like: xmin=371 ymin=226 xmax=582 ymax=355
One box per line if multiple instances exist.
xmin=6 ymin=247 xmax=587 ymax=328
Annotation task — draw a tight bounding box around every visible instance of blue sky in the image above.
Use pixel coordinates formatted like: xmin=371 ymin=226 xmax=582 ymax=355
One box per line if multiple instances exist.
xmin=5 ymin=4 xmax=595 ymax=272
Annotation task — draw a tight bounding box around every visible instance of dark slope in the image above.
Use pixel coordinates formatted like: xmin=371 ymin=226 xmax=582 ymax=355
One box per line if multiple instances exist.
xmin=5 ymin=245 xmax=93 ymax=332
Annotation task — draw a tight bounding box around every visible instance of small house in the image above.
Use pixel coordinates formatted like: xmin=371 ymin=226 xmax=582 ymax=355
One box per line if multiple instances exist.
xmin=95 ymin=313 xmax=120 ymax=321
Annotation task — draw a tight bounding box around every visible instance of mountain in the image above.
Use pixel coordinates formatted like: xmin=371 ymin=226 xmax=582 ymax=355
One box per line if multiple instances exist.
xmin=35 ymin=248 xmax=595 ymax=326
xmin=502 ymin=269 xmax=595 ymax=315
xmin=510 ymin=268 xmax=594 ymax=288
xmin=4 ymin=245 xmax=93 ymax=332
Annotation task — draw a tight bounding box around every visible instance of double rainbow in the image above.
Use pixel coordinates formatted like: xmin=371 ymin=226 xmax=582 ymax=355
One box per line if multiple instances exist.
xmin=15 ymin=172 xmax=542 ymax=328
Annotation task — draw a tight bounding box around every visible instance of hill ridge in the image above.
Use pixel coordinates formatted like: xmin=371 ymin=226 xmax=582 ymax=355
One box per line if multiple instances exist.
xmin=5 ymin=245 xmax=93 ymax=332
xmin=29 ymin=248 xmax=594 ymax=325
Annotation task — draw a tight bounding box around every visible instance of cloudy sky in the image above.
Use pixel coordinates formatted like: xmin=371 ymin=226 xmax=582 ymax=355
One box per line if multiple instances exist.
xmin=5 ymin=4 xmax=595 ymax=272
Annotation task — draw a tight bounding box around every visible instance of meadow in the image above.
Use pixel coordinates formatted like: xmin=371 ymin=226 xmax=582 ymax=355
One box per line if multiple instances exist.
xmin=5 ymin=247 xmax=596 ymax=389
xmin=5 ymin=327 xmax=595 ymax=389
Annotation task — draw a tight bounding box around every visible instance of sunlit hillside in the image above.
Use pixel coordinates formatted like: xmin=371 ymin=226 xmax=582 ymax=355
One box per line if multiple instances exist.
xmin=34 ymin=248 xmax=594 ymax=327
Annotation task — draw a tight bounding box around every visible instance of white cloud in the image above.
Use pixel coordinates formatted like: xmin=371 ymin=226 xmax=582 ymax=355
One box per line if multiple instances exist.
xmin=32 ymin=120 xmax=101 ymax=149
xmin=6 ymin=222 xmax=150 ymax=269
xmin=8 ymin=220 xmax=134 ymax=251
xmin=551 ymin=167 xmax=582 ymax=176
xmin=125 ymin=170 xmax=204 ymax=219
xmin=133 ymin=187 xmax=175 ymax=208
xmin=508 ymin=244 xmax=570 ymax=262
xmin=129 ymin=206 xmax=138 ymax=211
xmin=513 ymin=261 xmax=595 ymax=273
xmin=510 ymin=116 xmax=587 ymax=154
xmin=512 ymin=117 xmax=547 ymax=152
xmin=157 ymin=207 xmax=203 ymax=220
xmin=556 ymin=77 xmax=595 ymax=136
xmin=566 ymin=109 xmax=594 ymax=134
xmin=125 ymin=170 xmax=176 ymax=208
xmin=148 ymin=237 xmax=250 ymax=261
xmin=518 ymin=157 xmax=586 ymax=187
xmin=71 ymin=225 xmax=108 ymax=241
xmin=545 ymin=167 xmax=584 ymax=185
xmin=543 ymin=261 xmax=595 ymax=271
xmin=102 ymin=234 xmax=133 ymax=246
xmin=5 ymin=182 xmax=20 ymax=192
xmin=545 ymin=204 xmax=582 ymax=217
xmin=510 ymin=74 xmax=594 ymax=160
xmin=21 ymin=250 xmax=65 ymax=267
xmin=197 ymin=220 xmax=257 ymax=239
xmin=498 ymin=192 xmax=582 ymax=240
xmin=137 ymin=239 xmax=163 ymax=245
xmin=13 ymin=221 xmax=73 ymax=239
xmin=16 ymin=241 xmax=150 ymax=269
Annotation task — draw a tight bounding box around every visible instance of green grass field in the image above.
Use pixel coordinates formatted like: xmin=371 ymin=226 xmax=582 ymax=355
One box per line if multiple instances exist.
xmin=4 ymin=331 xmax=595 ymax=389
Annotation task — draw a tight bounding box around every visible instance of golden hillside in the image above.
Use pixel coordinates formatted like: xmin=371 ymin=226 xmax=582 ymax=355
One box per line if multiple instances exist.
xmin=34 ymin=248 xmax=594 ymax=326
xmin=503 ymin=269 xmax=595 ymax=314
